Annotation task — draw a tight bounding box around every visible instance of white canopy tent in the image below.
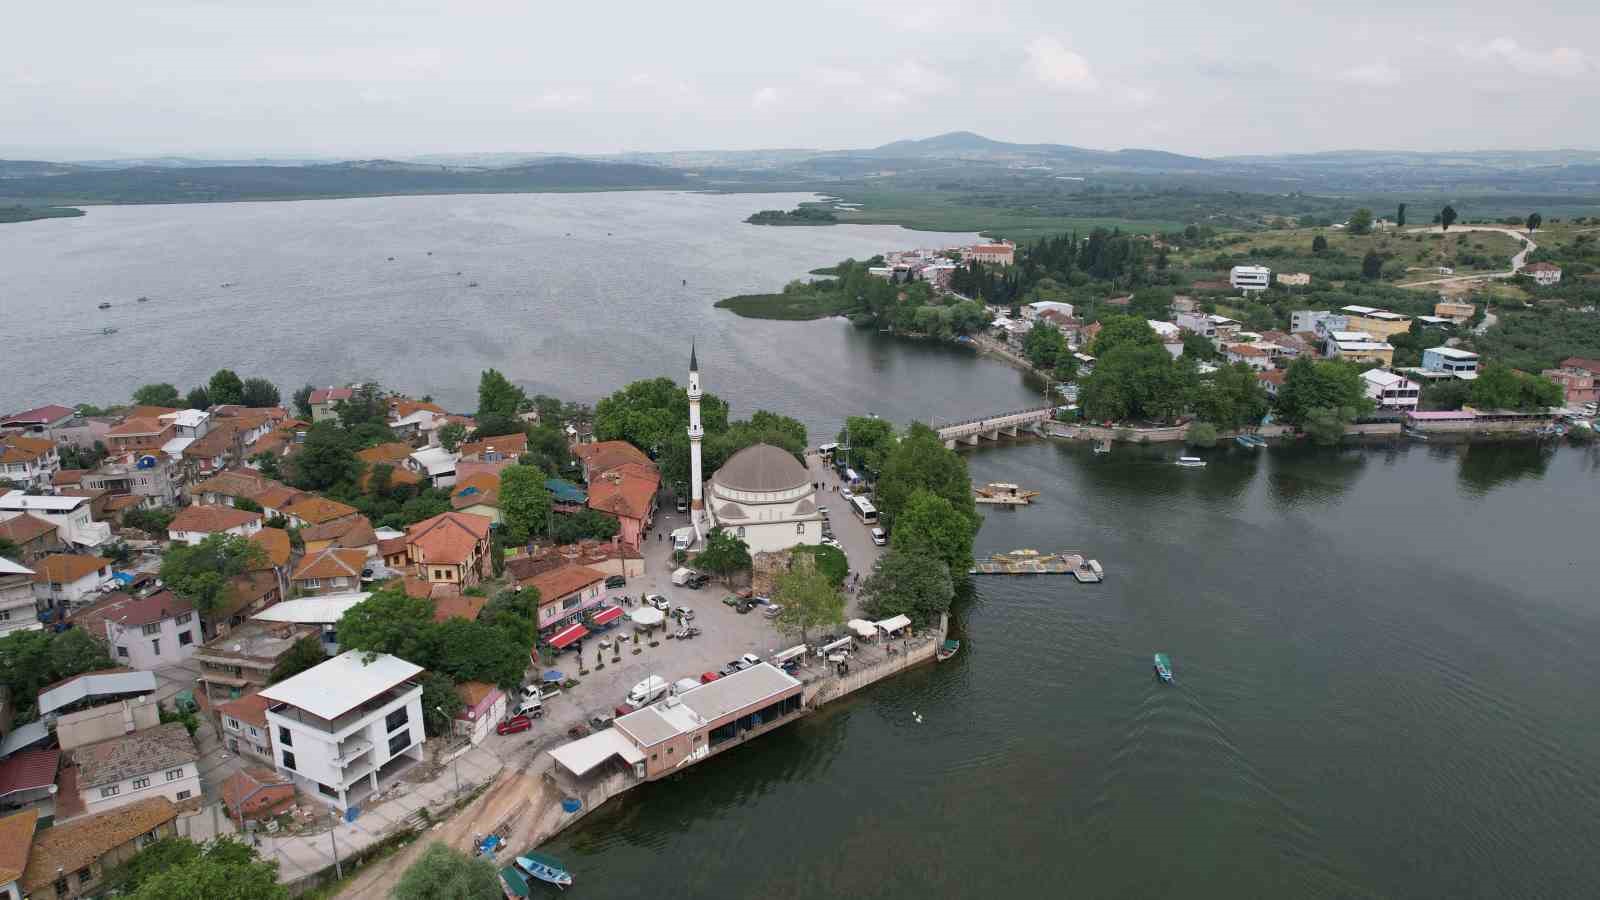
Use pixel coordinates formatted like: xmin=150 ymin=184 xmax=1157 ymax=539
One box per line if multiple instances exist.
xmin=847 ymin=619 xmax=876 ymax=639
xmin=630 ymin=607 xmax=665 ymax=628
xmin=875 ymin=614 xmax=911 ymax=637
xmin=549 ymin=728 xmax=645 ymax=777
xmin=772 ymin=645 xmax=808 ymax=664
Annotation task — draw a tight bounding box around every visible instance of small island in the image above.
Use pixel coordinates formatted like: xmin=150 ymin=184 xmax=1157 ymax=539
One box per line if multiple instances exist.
xmin=0 ymin=205 xmax=86 ymax=224
xmin=745 ymin=205 xmax=837 ymax=226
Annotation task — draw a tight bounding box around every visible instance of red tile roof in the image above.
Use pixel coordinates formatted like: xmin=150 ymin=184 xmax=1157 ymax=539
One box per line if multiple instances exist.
xmin=459 ymin=432 xmax=527 ymax=459
xmin=292 ymin=547 xmax=367 ymax=581
xmin=520 ymin=562 xmax=606 ymax=604
xmin=1523 ymin=261 xmax=1560 ymax=273
xmin=168 ymin=505 xmax=262 ymax=534
xmin=451 ymin=472 xmax=501 ymax=510
xmin=0 ymin=808 xmax=38 ymax=885
xmin=0 ymin=435 xmax=54 ymax=464
xmin=309 ymin=387 xmax=354 ymax=405
xmin=355 ymin=442 xmax=414 ymax=465
xmin=20 ymin=797 xmax=178 ymax=892
xmin=0 ymin=513 xmax=56 ymax=544
xmin=106 ymin=417 xmax=168 ymax=438
xmin=101 ymin=589 xmax=195 ymax=628
xmin=1560 ymin=357 xmax=1600 ymax=375
xmin=30 ymin=554 xmax=109 ymax=584
xmin=282 ymin=493 xmax=360 ymax=525
xmin=181 ymin=420 xmax=239 ymax=459
xmin=574 ymin=440 xmax=653 ymax=476
xmin=250 ymin=527 xmax=292 ymax=568
xmin=217 ymin=692 xmax=272 ymax=729
xmin=301 ymin=516 xmax=377 ymax=547
xmin=587 ymin=462 xmax=658 ymax=521
xmin=0 ymin=747 xmax=60 ymax=802
xmin=432 ymin=593 xmax=487 ymax=623
xmin=52 ymin=468 xmax=87 ymax=486
xmin=1 ymin=404 xmax=74 ymax=426
xmin=406 ymin=512 xmax=492 ymax=566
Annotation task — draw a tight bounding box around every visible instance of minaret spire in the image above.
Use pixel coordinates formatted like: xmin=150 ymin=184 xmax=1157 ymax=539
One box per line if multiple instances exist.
xmin=690 ymin=340 xmax=698 ymax=373
xmin=687 ymin=342 xmax=705 ymax=532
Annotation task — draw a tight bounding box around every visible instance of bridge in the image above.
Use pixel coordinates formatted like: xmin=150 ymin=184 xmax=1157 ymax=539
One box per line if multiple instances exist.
xmin=935 ymin=406 xmax=1054 ymax=449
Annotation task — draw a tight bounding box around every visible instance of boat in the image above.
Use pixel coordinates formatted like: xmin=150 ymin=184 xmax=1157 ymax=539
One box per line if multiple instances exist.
xmin=1176 ymin=456 xmax=1207 ymax=467
xmin=467 ymin=281 xmax=479 ymax=287
xmin=515 ymin=853 xmax=573 ymax=889
xmin=937 ymin=639 xmax=960 ymax=661
xmin=1154 ymin=653 xmax=1174 ymax=684
xmin=1235 ymin=434 xmax=1267 ymax=449
xmin=1072 ymin=559 xmax=1104 ymax=583
xmin=220 ymin=282 xmax=235 ymax=287
xmin=97 ymin=302 xmax=112 ymax=309
xmin=136 ymin=296 xmax=150 ymax=303
xmin=100 ymin=327 xmax=118 ymax=335
xmin=1402 ymin=426 xmax=1430 ymax=442
xmin=974 ymin=482 xmax=1039 ymax=505
xmin=1093 ymin=438 xmax=1111 ymax=455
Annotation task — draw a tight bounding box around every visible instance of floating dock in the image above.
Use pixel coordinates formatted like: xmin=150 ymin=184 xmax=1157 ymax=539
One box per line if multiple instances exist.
xmin=974 ymin=482 xmax=1039 ymax=506
xmin=970 ymin=550 xmax=1103 ymax=581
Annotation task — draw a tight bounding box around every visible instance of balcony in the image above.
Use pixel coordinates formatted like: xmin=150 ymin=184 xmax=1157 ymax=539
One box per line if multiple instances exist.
xmin=337 ymin=736 xmax=374 ymax=766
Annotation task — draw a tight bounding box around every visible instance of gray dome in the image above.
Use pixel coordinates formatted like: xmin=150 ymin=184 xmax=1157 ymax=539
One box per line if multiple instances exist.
xmin=712 ymin=444 xmax=809 ymax=494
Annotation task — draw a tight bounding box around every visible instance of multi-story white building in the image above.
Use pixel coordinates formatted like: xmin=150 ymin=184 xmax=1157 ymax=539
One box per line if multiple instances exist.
xmin=29 ymin=554 xmax=113 ymax=611
xmin=66 ymin=721 xmax=200 ymax=820
xmin=1230 ymin=265 xmax=1272 ymax=293
xmin=0 ymin=492 xmax=111 ymax=548
xmin=0 ymin=557 xmax=39 ymax=635
xmin=1290 ymin=310 xmax=1347 ymax=335
xmin=1422 ymin=346 xmax=1479 ymax=376
xmin=0 ymin=435 xmax=60 ymax=491
xmin=100 ymin=590 xmax=201 ymax=669
xmin=1362 ymin=369 xmax=1422 ymax=411
xmin=259 ymin=651 xmax=426 ymax=810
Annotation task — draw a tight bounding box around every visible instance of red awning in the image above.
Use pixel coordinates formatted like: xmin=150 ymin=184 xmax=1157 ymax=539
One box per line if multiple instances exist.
xmin=589 ymin=605 xmax=623 ymax=626
xmin=547 ymin=623 xmax=589 ymax=649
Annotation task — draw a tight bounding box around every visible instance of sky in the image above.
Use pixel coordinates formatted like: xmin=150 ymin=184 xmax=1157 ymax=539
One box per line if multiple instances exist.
xmin=6 ymin=0 xmax=1599 ymax=159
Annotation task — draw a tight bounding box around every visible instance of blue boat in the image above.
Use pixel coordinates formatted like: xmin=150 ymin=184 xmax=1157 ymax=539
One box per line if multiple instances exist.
xmin=1235 ymin=434 xmax=1267 ymax=449
xmin=514 ymin=853 xmax=573 ymax=890
xmin=1153 ymin=653 xmax=1174 ymax=684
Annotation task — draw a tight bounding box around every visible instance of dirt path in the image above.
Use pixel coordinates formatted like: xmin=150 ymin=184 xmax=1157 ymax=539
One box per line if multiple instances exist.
xmin=1397 ymin=225 xmax=1536 ymax=287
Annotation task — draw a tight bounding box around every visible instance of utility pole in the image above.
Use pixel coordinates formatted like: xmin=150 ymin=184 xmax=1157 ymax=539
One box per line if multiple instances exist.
xmin=330 ymin=812 xmax=343 ymax=880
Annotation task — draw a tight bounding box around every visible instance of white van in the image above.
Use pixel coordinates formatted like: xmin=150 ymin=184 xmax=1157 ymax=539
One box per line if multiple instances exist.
xmin=517 ymin=695 xmax=544 ymax=718
xmin=672 ymin=528 xmax=694 ymax=552
xmin=626 ymin=675 xmax=669 ymax=709
xmin=671 ymin=677 xmax=701 ymax=697
xmin=870 ymin=527 xmax=887 ymax=546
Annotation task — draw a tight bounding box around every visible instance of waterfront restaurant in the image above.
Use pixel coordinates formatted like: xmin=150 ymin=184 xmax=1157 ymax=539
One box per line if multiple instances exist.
xmin=549 ymin=663 xmax=804 ymax=782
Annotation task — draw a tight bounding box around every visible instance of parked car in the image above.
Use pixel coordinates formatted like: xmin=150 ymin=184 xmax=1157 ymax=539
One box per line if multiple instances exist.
xmin=673 ymin=626 xmax=701 ymax=640
xmin=496 ymin=715 xmax=534 ymax=735
xmin=763 ymin=604 xmax=784 ymax=619
xmin=672 ymin=606 xmax=695 ymax=622
xmin=687 ymin=573 xmax=712 ymax=589
xmin=870 ymin=527 xmax=887 ymax=546
xmin=516 ymin=696 xmax=545 ymax=718
xmin=646 ymin=594 xmax=670 ymax=611
xmin=676 ymin=496 xmax=689 ymax=512
xmin=718 ymin=660 xmax=743 ymax=676
xmin=722 ymin=594 xmax=741 ymax=607
xmin=840 ymin=488 xmax=854 ymax=500
xmin=817 ymin=506 xmax=830 ymax=518
xmin=605 ymin=574 xmax=627 ymax=589
xmin=820 ymin=538 xmax=842 ymax=550
xmin=626 ymin=675 xmax=669 ymax=709
xmin=735 ymin=601 xmax=754 ymax=614
xmin=523 ymin=683 xmax=561 ymax=702
xmin=700 ymin=671 xmax=722 ymax=684
xmin=739 ymin=653 xmax=762 ymax=669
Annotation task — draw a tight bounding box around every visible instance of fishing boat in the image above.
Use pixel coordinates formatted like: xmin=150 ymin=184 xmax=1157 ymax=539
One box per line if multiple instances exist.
xmin=1093 ymin=438 xmax=1111 ymax=455
xmin=937 ymin=639 xmax=961 ymax=662
xmin=1235 ymin=434 xmax=1267 ymax=449
xmin=467 ymin=281 xmax=480 ymax=287
xmin=100 ymin=327 xmax=118 ymax=335
xmin=515 ymin=853 xmax=573 ymax=889
xmin=1153 ymin=653 xmax=1174 ymax=684
xmin=220 ymin=282 xmax=235 ymax=287
xmin=136 ymin=296 xmax=150 ymax=303
xmin=1176 ymin=456 xmax=1207 ymax=468
xmin=97 ymin=301 xmax=112 ymax=309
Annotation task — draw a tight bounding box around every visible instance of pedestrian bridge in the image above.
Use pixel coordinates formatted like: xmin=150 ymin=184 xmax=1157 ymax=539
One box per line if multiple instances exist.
xmin=936 ymin=407 xmax=1054 ymax=448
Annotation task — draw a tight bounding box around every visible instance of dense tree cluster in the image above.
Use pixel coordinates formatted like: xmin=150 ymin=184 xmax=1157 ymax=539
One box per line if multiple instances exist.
xmin=159 ymin=533 xmax=269 ymax=618
xmin=0 ymin=628 xmax=114 ymax=723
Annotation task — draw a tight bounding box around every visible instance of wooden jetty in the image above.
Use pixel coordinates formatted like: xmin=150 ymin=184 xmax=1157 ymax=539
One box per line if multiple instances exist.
xmin=973 ymin=482 xmax=1040 ymax=506
xmin=970 ymin=550 xmax=1104 ymax=580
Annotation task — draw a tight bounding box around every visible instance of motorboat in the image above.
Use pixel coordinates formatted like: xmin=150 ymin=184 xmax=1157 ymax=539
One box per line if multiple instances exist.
xmin=1154 ymin=653 xmax=1174 ymax=684
xmin=136 ymin=296 xmax=150 ymax=303
xmin=1235 ymin=434 xmax=1267 ymax=449
xmin=1093 ymin=438 xmax=1111 ymax=454
xmin=937 ymin=639 xmax=961 ymax=661
xmin=1176 ymin=456 xmax=1207 ymax=467
xmin=515 ymin=853 xmax=573 ymax=889
xmin=97 ymin=301 xmax=112 ymax=309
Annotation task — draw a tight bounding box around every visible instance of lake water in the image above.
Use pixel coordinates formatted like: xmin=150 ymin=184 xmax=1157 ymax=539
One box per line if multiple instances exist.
xmin=8 ymin=193 xmax=1600 ymax=898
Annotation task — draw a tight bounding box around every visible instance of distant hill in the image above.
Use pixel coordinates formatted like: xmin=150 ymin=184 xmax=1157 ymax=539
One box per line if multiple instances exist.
xmin=849 ymin=131 xmax=1216 ymax=171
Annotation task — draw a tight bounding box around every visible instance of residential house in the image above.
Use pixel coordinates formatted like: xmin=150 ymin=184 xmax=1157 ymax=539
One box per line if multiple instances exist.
xmin=301 ymin=517 xmax=377 ymax=558
xmin=378 ymin=536 xmax=408 ymax=572
xmin=196 ymin=621 xmax=318 ymax=709
xmin=81 ymin=455 xmax=182 ymax=508
xmin=0 ymin=436 xmax=60 ymax=491
xmin=404 ymin=512 xmax=492 ymax=589
xmin=281 ymin=494 xmax=361 ymax=531
xmin=100 ymin=590 xmax=200 ymax=669
xmin=0 ymin=807 xmax=33 ymax=900
xmin=249 ymin=527 xmax=294 ymax=600
xmin=158 ymin=409 xmax=211 ymax=440
xmin=431 ymin=592 xmax=486 ymax=623
xmin=1276 ymin=272 xmax=1311 ymax=287
xmin=1521 ymin=261 xmax=1562 ymax=285
xmin=308 ymin=387 xmax=355 ymax=423
xmin=36 ymin=669 xmax=159 ymax=725
xmin=1362 ymin=369 xmax=1422 ymax=411
xmin=1325 ymin=331 xmax=1396 ymax=365
xmin=62 ymin=722 xmax=199 ymax=820
xmin=519 ymin=562 xmax=607 ymax=632
xmin=52 ymin=469 xmax=86 ymax=489
xmin=1422 ymin=346 xmax=1480 ymax=376
xmin=178 ymin=418 xmax=242 ymax=478
xmin=408 ymin=446 xmax=460 ymax=488
xmin=573 ymin=441 xmax=652 ymax=484
xmin=1434 ymin=300 xmax=1475 ymax=323
xmin=0 ymin=404 xmax=76 ymax=440
xmin=0 ymin=749 xmax=58 ymax=821
xmin=1230 ymin=265 xmax=1271 ymax=293
xmin=210 ymin=570 xmax=283 ymax=639
xmin=388 ymin=407 xmax=448 ymax=445
xmin=586 ymin=462 xmax=658 ymax=549
xmin=29 ymin=555 xmax=112 ymax=613
xmin=258 ymin=650 xmax=426 ymax=810
xmin=354 ymin=443 xmax=426 ymax=491
xmin=458 ymin=432 xmax=527 ymax=463
xmin=1021 ymin=300 xmax=1074 ymax=320
xmin=0 ymin=559 xmax=37 ymax=636
xmin=243 ymin=420 xmax=309 ymax=468
xmin=190 ymin=470 xmax=303 ymax=519
xmin=17 ymin=797 xmax=178 ymax=900
xmin=966 ymin=241 xmax=1015 ymax=265
xmin=0 ymin=493 xmax=111 ymax=548
xmin=51 ymin=689 xmax=161 ymax=755
xmin=453 ymin=682 xmax=508 ymax=747
xmin=0 ymin=515 xmax=64 ymax=564
xmin=216 ymin=695 xmax=278 ymax=767
xmin=1340 ymin=305 xmax=1412 ymax=340
xmin=221 ymin=767 xmax=295 ymax=823
xmin=166 ymin=505 xmax=262 ymax=545
xmin=291 ymin=548 xmax=368 ymax=596
xmin=1542 ymin=358 xmax=1600 ymax=407
xmin=450 ymin=472 xmax=502 ymax=525
xmin=1259 ymin=330 xmax=1310 ymax=359
xmin=104 ymin=418 xmax=176 ymax=457
xmin=1225 ymin=343 xmax=1273 ymax=372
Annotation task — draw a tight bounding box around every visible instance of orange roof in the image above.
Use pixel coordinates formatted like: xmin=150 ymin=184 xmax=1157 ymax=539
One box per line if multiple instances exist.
xmin=1227 ymin=343 xmax=1268 ymax=357
xmin=406 ymin=512 xmax=492 ymax=566
xmin=574 ymin=440 xmax=653 ymax=476
xmin=402 ymin=577 xmax=434 ymax=598
xmin=0 ymin=808 xmax=38 ymax=885
xmin=391 ymin=399 xmax=447 ymax=418
xmin=454 ymin=680 xmax=499 ymax=709
xmin=30 ymin=554 xmax=109 ymax=584
xmin=216 ymin=692 xmax=271 ymax=729
xmin=106 ymin=416 xmax=167 ymax=438
xmin=459 ymin=432 xmax=527 ymax=459
xmin=282 ymin=493 xmax=360 ymax=525
xmin=181 ymin=420 xmax=239 ymax=459
xmin=250 ymin=528 xmax=292 ymax=568
xmin=432 ymin=593 xmax=487 ymax=623
xmin=301 ymin=516 xmax=376 ymax=547
xmin=379 ymin=536 xmax=408 ymax=557
xmin=0 ymin=435 xmax=54 ymax=464
xmin=356 ymin=442 xmax=414 ymax=465
xmin=520 ymin=561 xmax=606 ymax=604
xmin=1258 ymin=370 xmax=1287 ymax=385
xmin=168 ymin=504 xmax=261 ymax=534
xmin=587 ymin=462 xmax=659 ymax=521
xmin=21 ymin=798 xmax=177 ymax=891
xmin=292 ymin=547 xmax=367 ymax=581
xmin=52 ymin=468 xmax=87 ymax=486
xmin=451 ymin=472 xmax=501 ymax=510
xmin=0 ymin=513 xmax=56 ymax=544
xmin=105 ymin=494 xmax=146 ymax=512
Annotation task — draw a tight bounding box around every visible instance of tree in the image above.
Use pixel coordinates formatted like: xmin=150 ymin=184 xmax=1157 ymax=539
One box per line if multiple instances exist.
xmin=835 ymin=416 xmax=896 ymax=475
xmin=0 ymin=537 xmax=17 ymax=561
xmin=530 ymin=394 xmax=565 ymax=423
xmin=185 ymin=385 xmax=210 ymax=410
xmin=1469 ymin=361 xmax=1563 ymax=410
xmin=1361 ymin=250 xmax=1383 ymax=280
xmin=790 ymin=544 xmax=847 ymax=585
xmin=498 ymin=465 xmax=552 ymax=544
xmin=773 ymin=566 xmax=845 ymax=646
xmin=1396 ymin=203 xmax=1407 ymax=228
xmin=1180 ymin=330 xmax=1219 ymax=361
xmin=269 ymin=636 xmax=327 ymax=682
xmin=395 ymin=843 xmax=503 ymax=900
xmin=102 ymin=837 xmax=202 ymax=895
xmin=1088 ymin=315 xmax=1161 ymax=357
xmin=438 ymin=422 xmax=467 ymax=452
xmin=874 ymin=423 xmax=977 ymax=532
xmin=336 ymin=586 xmax=439 ymax=662
xmin=1185 ymin=422 xmax=1219 ymax=447
xmin=1274 ymin=357 xmax=1374 ymax=425
xmin=694 ymin=527 xmax=751 ymax=584
xmin=595 ymin=376 xmax=729 ymax=461
xmin=207 ymin=369 xmax=245 ymax=406
xmin=421 ymin=672 xmax=462 ymax=737
xmin=1081 ymin=343 xmax=1198 ymax=423
xmin=889 ymin=489 xmax=976 ymax=575
xmin=1022 ymin=321 xmax=1068 ymax=370
xmin=524 ymin=423 xmax=575 ymax=475
xmin=132 ymin=383 xmax=180 ymax=407
xmin=1526 ymin=212 xmax=1542 ymax=234
xmin=50 ymin=628 xmax=114 ymax=682
xmin=1440 ymin=205 xmax=1458 ymax=231
xmin=292 ymin=384 xmax=315 ymax=418
xmin=1348 ymin=208 xmax=1374 ymax=235
xmin=334 ymin=383 xmax=388 ymax=429
xmin=240 ymin=377 xmax=281 ymax=408
xmin=1303 ymin=405 xmax=1357 ymax=446
xmin=290 ymin=421 xmax=360 ymax=491
xmin=1193 ymin=362 xmax=1269 ymax=430
xmin=477 ymin=369 xmax=525 ymax=422
xmin=1311 ymin=235 xmax=1328 ymax=254
xmin=550 ymin=508 xmax=620 ymax=543
xmin=127 ymin=837 xmax=286 ymax=900
xmin=860 ymin=548 xmax=954 ymax=628
xmin=159 ymin=534 xmax=267 ymax=618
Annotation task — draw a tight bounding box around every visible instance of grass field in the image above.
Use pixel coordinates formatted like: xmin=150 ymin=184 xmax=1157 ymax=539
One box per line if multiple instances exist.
xmin=815 ymin=189 xmax=1179 ymax=241
xmin=1170 ymin=225 xmax=1525 ymax=285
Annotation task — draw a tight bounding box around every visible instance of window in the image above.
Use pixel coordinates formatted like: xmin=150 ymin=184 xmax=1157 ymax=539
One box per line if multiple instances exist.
xmin=133 ymin=776 xmax=150 ymax=789
xmin=303 ymin=578 xmax=321 ymax=589
xmin=176 ymin=612 xmax=192 ymax=625
xmin=225 ymin=718 xmax=241 ymax=733
xmin=176 ymin=789 xmax=192 ymax=800
xmin=385 ymin=706 xmax=410 ymax=733
xmin=166 ymin=768 xmax=185 ymax=781
xmin=281 ymin=751 xmax=296 ymax=771
xmin=736 ymin=527 xmax=745 ymax=538
xmin=101 ymin=785 xmax=120 ymax=798
xmin=178 ymin=630 xmax=193 ymax=646
xmin=151 ymin=639 xmax=160 ymax=656
xmin=796 ymin=523 xmax=805 ymax=534
xmin=279 ymin=726 xmax=293 ymax=747
xmin=248 ymin=726 xmax=260 ymax=737
xmin=332 ymin=576 xmax=346 ymax=587
xmin=318 ymin=783 xmax=337 ymax=798
xmin=141 ymin=622 xmax=160 ymax=636
xmin=117 ymin=646 xmax=129 ymax=658
xmin=387 ymin=731 xmax=411 ymax=755
xmin=0 ymin=611 xmax=9 ymax=621
xmin=562 ymin=595 xmax=580 ymax=610
xmin=77 ymin=867 xmax=93 ymax=888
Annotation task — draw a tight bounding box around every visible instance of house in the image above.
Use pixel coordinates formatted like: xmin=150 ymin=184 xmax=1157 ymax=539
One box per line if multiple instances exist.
xmin=1276 ymin=272 xmax=1311 ymax=287
xmin=431 ymin=592 xmax=486 ymax=623
xmin=458 ymin=432 xmax=527 ymax=463
xmin=408 ymin=446 xmax=460 ymax=488
xmin=62 ymin=722 xmax=199 ymax=820
xmin=1325 ymin=331 xmax=1396 ymax=365
xmin=281 ymin=494 xmax=360 ymax=530
xmin=166 ymin=505 xmax=262 ymax=545
xmin=221 ymin=767 xmax=295 ymax=823
xmin=389 ymin=408 xmax=448 ymax=444
xmin=249 ymin=526 xmax=293 ymax=601
xmin=1230 ymin=265 xmax=1271 ymax=293
xmin=307 ymin=387 xmax=355 ymax=423
xmin=354 ymin=443 xmax=426 ymax=490
xmin=100 ymin=590 xmax=200 ymax=669
xmin=1422 ymin=346 xmax=1480 ymax=377
xmin=450 ymin=472 xmax=502 ymax=525
xmin=573 ymin=441 xmax=652 ymax=484
xmin=1290 ymin=310 xmax=1347 ymax=336
xmin=1434 ymin=300 xmax=1476 ymax=323
xmin=404 ymin=512 xmax=492 ymax=588
xmin=966 ymin=241 xmax=1015 ymax=265
xmin=0 ymin=807 xmax=32 ymax=900
xmin=0 ymin=493 xmax=111 ymax=548
xmin=104 ymin=418 xmax=176 ymax=456
xmin=300 ymin=517 xmax=377 ymax=558
xmin=197 ymin=621 xmax=320 ymax=709
xmin=16 ymin=797 xmax=178 ymax=900
xmin=0 ymin=559 xmax=37 ymax=637
xmin=291 ymin=548 xmax=368 ymax=596
xmin=518 ymin=562 xmax=607 ymax=631
xmin=178 ymin=419 xmax=242 ymax=477
xmin=1021 ymin=300 xmax=1074 ymax=320
xmin=1521 ymin=261 xmax=1562 ymax=285
xmin=0 ymin=404 xmax=76 ymax=439
xmin=0 ymin=515 xmax=63 ymax=564
xmin=1362 ymin=369 xmax=1422 ymax=411
xmin=210 ymin=567 xmax=285 ymax=640
xmin=81 ymin=455 xmax=182 ymax=509
xmin=0 ymin=436 xmax=60 ymax=491
xmin=586 ymin=462 xmax=659 ymax=549
xmin=1147 ymin=320 xmax=1180 ymax=342
xmin=0 ymin=748 xmax=58 ymax=820
xmin=37 ymin=669 xmax=159 ymax=723
xmin=216 ymin=694 xmax=277 ymax=767
xmin=1224 ymin=343 xmax=1273 ymax=372
xmin=453 ymin=681 xmax=508 ymax=747
xmin=190 ymin=470 xmax=303 ymax=519
xmin=30 ymin=555 xmax=112 ymax=611
xmin=258 ymin=650 xmax=426 ymax=810
xmin=1541 ymin=358 xmax=1600 ymax=406
xmin=1259 ymin=330 xmax=1310 ymax=359
xmin=1340 ymin=305 xmax=1412 ymax=339
xmin=48 ymin=684 xmax=161 ymax=756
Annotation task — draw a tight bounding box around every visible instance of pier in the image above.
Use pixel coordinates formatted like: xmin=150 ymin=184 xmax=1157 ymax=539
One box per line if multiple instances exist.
xmin=970 ymin=550 xmax=1103 ymax=582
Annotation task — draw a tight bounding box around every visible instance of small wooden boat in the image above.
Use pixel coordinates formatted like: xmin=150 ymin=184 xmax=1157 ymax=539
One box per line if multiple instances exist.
xmin=1154 ymin=653 xmax=1174 ymax=684
xmin=1176 ymin=456 xmax=1206 ymax=468
xmin=136 ymin=296 xmax=150 ymax=303
xmin=97 ymin=301 xmax=112 ymax=309
xmin=515 ymin=853 xmax=573 ymax=889
xmin=220 ymin=282 xmax=235 ymax=287
xmin=100 ymin=327 xmax=118 ymax=335
xmin=937 ymin=639 xmax=960 ymax=661
xmin=1093 ymin=438 xmax=1111 ymax=454
xmin=468 ymin=281 xmax=480 ymax=287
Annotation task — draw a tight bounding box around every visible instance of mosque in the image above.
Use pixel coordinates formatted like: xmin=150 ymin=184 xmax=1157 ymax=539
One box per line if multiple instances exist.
xmin=686 ymin=345 xmax=823 ymax=554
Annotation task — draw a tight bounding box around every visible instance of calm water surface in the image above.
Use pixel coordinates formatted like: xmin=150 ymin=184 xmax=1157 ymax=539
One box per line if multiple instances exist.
xmin=7 ymin=194 xmax=1600 ymax=897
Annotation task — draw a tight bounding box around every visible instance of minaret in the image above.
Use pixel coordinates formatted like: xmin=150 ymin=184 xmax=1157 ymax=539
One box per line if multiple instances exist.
xmin=687 ymin=341 xmax=705 ymax=528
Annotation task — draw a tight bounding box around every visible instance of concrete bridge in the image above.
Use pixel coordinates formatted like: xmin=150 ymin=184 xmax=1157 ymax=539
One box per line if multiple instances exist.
xmin=936 ymin=406 xmax=1054 ymax=448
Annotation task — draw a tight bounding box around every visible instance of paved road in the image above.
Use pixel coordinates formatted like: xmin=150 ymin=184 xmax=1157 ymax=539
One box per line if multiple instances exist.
xmin=1398 ymin=225 xmax=1537 ymax=287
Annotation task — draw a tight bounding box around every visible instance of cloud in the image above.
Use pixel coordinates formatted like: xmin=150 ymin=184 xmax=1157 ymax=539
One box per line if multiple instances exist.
xmin=752 ymin=86 xmax=779 ymax=109
xmin=1458 ymin=38 xmax=1590 ymax=78
xmin=890 ymin=60 xmax=948 ymax=96
xmin=1024 ymin=37 xmax=1098 ymax=92
xmin=816 ymin=67 xmax=865 ymax=88
xmin=1337 ymin=62 xmax=1400 ymax=86
xmin=533 ymin=90 xmax=587 ymax=110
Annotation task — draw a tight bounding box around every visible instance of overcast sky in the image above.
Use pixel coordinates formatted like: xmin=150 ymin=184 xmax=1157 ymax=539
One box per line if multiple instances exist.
xmin=7 ymin=0 xmax=1598 ymax=159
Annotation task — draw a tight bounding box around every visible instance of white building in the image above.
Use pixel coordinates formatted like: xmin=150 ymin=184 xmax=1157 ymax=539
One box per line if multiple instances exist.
xmin=1522 ymin=262 xmax=1562 ymax=286
xmin=101 ymin=590 xmax=201 ymax=670
xmin=166 ymin=505 xmax=263 ymax=545
xmin=67 ymin=721 xmax=201 ymax=820
xmin=703 ymin=444 xmax=823 ymax=554
xmin=408 ymin=446 xmax=460 ymax=488
xmin=0 ymin=491 xmax=112 ymax=548
xmin=29 ymin=554 xmax=113 ymax=609
xmin=1422 ymin=346 xmax=1480 ymax=376
xmin=1290 ymin=310 xmax=1346 ymax=335
xmin=158 ymin=409 xmax=212 ymax=439
xmin=1362 ymin=370 xmax=1422 ymax=411
xmin=259 ymin=651 xmax=427 ymax=810
xmin=0 ymin=434 xmax=60 ymax=491
xmin=1230 ymin=265 xmax=1271 ymax=293
xmin=1147 ymin=320 xmax=1180 ymax=341
xmin=1023 ymin=301 xmax=1075 ymax=320
xmin=0 ymin=557 xmax=39 ymax=636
